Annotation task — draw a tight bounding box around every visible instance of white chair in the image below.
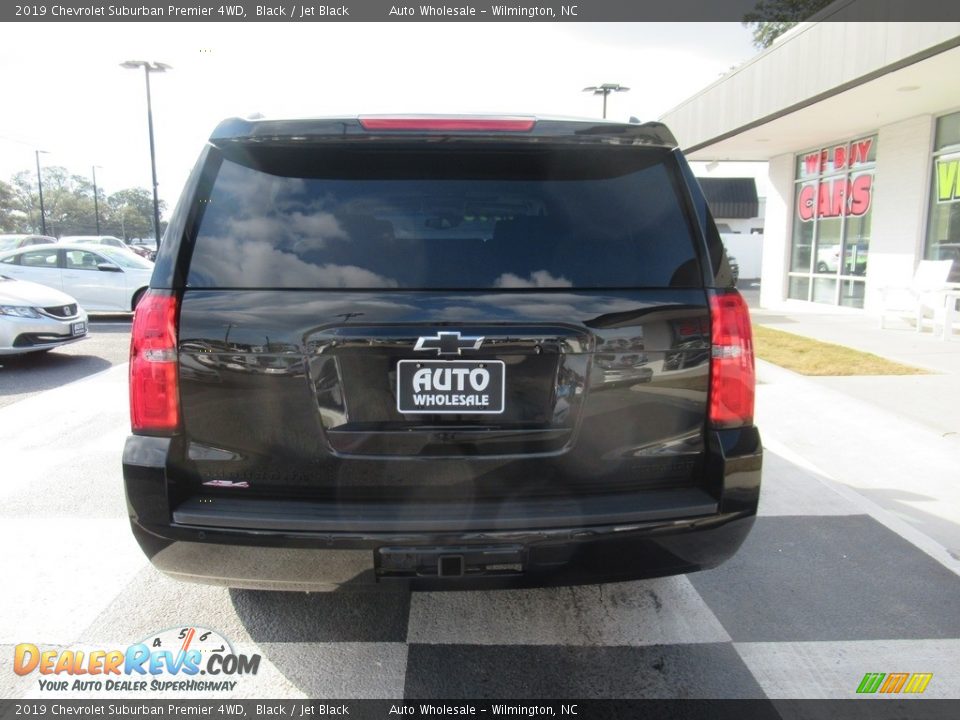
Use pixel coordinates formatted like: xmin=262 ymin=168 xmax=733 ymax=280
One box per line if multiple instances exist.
xmin=922 ymin=286 xmax=960 ymax=340
xmin=878 ymin=259 xmax=954 ymax=331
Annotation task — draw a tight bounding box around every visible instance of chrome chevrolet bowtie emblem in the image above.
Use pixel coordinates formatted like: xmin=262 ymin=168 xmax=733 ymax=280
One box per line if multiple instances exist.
xmin=414 ymin=331 xmax=484 ymax=356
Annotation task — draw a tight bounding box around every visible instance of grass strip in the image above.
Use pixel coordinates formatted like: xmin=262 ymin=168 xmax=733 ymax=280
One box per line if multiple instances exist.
xmin=752 ymin=325 xmax=928 ymax=376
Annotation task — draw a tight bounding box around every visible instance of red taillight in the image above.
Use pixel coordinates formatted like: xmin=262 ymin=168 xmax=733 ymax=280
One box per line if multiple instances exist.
xmin=358 ymin=116 xmax=536 ymax=132
xmin=708 ymin=290 xmax=755 ymax=429
xmin=129 ymin=290 xmax=179 ymax=434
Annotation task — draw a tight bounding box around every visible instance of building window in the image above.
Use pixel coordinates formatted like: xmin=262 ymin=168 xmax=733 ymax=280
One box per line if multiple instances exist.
xmin=925 ymin=111 xmax=960 ymax=283
xmin=788 ymin=136 xmax=877 ymax=308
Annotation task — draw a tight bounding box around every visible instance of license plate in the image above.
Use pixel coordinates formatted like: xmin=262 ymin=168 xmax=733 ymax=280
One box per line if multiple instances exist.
xmin=396 ymin=360 xmax=505 ymax=414
xmin=71 ymin=321 xmax=86 ymax=336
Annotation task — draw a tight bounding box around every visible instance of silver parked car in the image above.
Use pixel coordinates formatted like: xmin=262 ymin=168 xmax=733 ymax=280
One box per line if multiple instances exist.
xmin=0 ymin=234 xmax=57 ymax=252
xmin=0 ymin=275 xmax=88 ymax=355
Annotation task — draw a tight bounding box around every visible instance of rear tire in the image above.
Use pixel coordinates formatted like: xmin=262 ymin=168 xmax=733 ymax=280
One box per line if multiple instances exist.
xmin=132 ymin=288 xmax=147 ymax=312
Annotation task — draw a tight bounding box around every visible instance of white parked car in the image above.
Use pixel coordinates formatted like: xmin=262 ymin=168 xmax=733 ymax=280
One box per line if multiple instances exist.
xmin=0 ymin=243 xmax=153 ymax=312
xmin=0 ymin=234 xmax=57 ymax=252
xmin=0 ymin=275 xmax=88 ymax=355
xmin=59 ymin=235 xmax=155 ymax=261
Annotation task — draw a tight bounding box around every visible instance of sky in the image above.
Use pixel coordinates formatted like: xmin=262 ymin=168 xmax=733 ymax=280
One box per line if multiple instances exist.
xmin=0 ymin=22 xmax=763 ymax=214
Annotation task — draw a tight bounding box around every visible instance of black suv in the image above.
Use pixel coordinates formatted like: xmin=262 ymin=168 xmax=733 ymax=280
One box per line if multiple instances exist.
xmin=123 ymin=115 xmax=761 ymax=590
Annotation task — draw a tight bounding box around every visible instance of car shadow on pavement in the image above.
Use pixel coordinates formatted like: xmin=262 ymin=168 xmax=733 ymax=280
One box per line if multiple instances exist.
xmin=229 ymin=580 xmax=411 ymax=644
xmin=0 ymin=351 xmax=112 ymax=396
xmin=87 ymin=314 xmax=134 ymax=332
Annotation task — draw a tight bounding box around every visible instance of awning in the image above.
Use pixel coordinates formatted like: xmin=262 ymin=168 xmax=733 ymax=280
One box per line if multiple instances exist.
xmin=698 ymin=178 xmax=759 ymax=219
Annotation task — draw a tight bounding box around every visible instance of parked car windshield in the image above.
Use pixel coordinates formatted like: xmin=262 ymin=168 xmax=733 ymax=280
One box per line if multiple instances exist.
xmin=99 ymin=248 xmax=153 ymax=269
xmin=0 ymin=237 xmax=26 ymax=251
xmin=187 ymin=145 xmax=701 ymax=290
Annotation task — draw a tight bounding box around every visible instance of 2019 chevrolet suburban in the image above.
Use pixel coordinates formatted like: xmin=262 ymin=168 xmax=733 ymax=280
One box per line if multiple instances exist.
xmin=123 ymin=115 xmax=761 ymax=590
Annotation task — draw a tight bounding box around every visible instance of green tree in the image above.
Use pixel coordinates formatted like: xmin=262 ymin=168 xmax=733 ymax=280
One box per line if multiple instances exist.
xmin=743 ymin=0 xmax=834 ymax=49
xmin=0 ymin=179 xmax=25 ymax=232
xmin=105 ymin=188 xmax=167 ymax=241
xmin=4 ymin=167 xmax=166 ymax=239
xmin=11 ymin=169 xmax=43 ymax=234
xmin=8 ymin=166 xmax=97 ymax=236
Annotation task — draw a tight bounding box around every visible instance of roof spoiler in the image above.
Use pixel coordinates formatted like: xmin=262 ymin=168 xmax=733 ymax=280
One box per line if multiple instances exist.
xmin=209 ymin=116 xmax=678 ymax=148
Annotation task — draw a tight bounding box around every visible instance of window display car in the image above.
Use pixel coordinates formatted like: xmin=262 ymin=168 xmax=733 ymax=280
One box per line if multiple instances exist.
xmin=0 ymin=275 xmax=88 ymax=355
xmin=123 ymin=115 xmax=761 ymax=591
xmin=815 ymin=244 xmax=868 ymax=276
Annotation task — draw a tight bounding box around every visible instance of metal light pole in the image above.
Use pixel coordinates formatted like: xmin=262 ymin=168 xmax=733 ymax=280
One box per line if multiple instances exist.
xmin=35 ymin=150 xmax=49 ymax=235
xmin=582 ymin=83 xmax=631 ymax=119
xmin=121 ymin=60 xmax=171 ymax=246
xmin=91 ymin=165 xmax=102 ymax=235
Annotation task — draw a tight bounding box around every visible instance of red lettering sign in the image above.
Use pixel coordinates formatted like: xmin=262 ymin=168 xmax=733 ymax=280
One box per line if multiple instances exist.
xmin=851 ymin=138 xmax=872 ymax=166
xmin=803 ymin=138 xmax=874 ymax=178
xmin=834 ymin=145 xmax=847 ymax=170
xmin=798 ymin=184 xmax=816 ymax=221
xmin=849 ymin=175 xmax=872 ymax=216
xmin=797 ymin=175 xmax=873 ymax=221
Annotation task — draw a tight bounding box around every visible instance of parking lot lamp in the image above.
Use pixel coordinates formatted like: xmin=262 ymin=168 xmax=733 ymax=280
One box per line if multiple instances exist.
xmin=92 ymin=165 xmax=103 ymax=235
xmin=35 ymin=150 xmax=49 ymax=235
xmin=120 ymin=60 xmax=171 ymax=246
xmin=582 ymin=83 xmax=631 ymax=119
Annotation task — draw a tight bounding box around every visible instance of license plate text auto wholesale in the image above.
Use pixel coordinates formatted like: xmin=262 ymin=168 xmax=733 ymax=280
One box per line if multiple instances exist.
xmin=396 ymin=360 xmax=506 ymax=414
xmin=71 ymin=321 xmax=86 ymax=336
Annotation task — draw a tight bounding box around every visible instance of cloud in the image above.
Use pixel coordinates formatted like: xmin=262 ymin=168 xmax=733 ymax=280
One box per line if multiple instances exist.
xmin=493 ymin=270 xmax=573 ymax=288
xmin=191 ymin=235 xmax=398 ymax=288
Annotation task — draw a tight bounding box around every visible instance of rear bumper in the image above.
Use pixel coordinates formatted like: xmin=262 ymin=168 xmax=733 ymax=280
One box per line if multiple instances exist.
xmin=123 ymin=427 xmax=761 ymax=590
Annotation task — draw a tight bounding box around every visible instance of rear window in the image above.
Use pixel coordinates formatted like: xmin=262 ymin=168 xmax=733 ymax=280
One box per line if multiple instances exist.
xmin=187 ymin=145 xmax=701 ymax=289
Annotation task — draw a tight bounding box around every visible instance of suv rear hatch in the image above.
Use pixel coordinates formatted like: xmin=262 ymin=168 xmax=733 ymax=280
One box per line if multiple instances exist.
xmin=155 ymin=118 xmax=721 ymax=514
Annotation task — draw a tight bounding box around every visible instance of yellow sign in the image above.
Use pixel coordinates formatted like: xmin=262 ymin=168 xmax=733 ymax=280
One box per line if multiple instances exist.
xmin=937 ymin=158 xmax=960 ymax=203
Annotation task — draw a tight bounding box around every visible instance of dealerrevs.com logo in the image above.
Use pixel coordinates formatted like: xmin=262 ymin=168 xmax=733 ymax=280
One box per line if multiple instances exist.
xmin=14 ymin=627 xmax=260 ymax=693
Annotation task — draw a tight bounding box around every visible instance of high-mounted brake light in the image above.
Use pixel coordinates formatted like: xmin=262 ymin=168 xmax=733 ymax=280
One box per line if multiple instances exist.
xmin=129 ymin=290 xmax=180 ymax=434
xmin=708 ymin=290 xmax=755 ymax=429
xmin=358 ymin=117 xmax=536 ymax=132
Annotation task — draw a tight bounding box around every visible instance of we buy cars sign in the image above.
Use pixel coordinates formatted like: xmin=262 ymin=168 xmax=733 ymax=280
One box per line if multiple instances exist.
xmin=797 ymin=138 xmax=874 ymax=222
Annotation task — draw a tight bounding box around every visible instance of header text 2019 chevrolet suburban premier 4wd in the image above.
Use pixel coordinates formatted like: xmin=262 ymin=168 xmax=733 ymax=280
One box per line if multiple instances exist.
xmin=123 ymin=115 xmax=761 ymax=591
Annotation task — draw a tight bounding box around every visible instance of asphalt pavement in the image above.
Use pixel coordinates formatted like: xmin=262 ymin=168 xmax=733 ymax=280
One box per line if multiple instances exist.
xmin=2 ymin=325 xmax=960 ymax=701
xmin=0 ymin=316 xmax=131 ymax=408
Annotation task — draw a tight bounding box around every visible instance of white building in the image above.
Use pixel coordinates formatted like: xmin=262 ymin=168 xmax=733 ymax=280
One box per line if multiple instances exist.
xmin=661 ymin=15 xmax=960 ymax=313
